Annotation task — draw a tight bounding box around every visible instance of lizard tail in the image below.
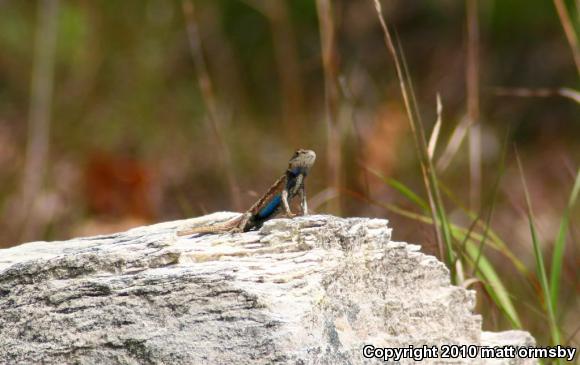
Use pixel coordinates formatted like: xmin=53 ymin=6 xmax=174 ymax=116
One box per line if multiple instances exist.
xmin=176 ymin=215 xmax=242 ymax=236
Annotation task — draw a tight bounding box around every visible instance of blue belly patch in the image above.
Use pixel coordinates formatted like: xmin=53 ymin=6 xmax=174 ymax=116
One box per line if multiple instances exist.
xmin=257 ymin=194 xmax=282 ymax=219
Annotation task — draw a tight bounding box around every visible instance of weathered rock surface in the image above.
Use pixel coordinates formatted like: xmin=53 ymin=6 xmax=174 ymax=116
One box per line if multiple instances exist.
xmin=0 ymin=213 xmax=536 ymax=364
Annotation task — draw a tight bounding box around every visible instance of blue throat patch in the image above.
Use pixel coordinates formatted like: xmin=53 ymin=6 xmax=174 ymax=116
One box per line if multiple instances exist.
xmin=289 ymin=167 xmax=305 ymax=176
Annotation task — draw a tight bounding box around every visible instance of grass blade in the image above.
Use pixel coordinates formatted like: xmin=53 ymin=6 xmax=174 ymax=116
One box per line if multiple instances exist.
xmin=552 ymin=0 xmax=580 ymax=76
xmin=559 ymin=87 xmax=580 ymax=104
xmin=316 ymin=0 xmax=342 ymax=215
xmin=465 ymin=241 xmax=522 ymax=328
xmin=471 ymin=130 xmax=509 ymax=276
xmin=438 ymin=179 xmax=531 ymax=276
xmin=348 ymin=180 xmax=532 ymax=284
xmin=182 ymin=0 xmax=241 ymax=210
xmin=366 ymin=168 xmax=430 ymax=213
xmin=516 ymin=151 xmax=561 ymax=348
xmin=494 ymin=87 xmax=580 ymax=104
xmin=549 ymin=169 xmax=580 ymax=311
xmin=372 ymin=0 xmax=456 ymax=279
xmin=427 ymin=93 xmax=443 ymax=159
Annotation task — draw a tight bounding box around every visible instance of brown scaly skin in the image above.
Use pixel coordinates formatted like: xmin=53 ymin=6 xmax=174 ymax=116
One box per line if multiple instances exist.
xmin=176 ymin=149 xmax=316 ymax=236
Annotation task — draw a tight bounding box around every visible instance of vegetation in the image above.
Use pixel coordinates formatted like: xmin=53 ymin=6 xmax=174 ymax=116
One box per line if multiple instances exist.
xmin=0 ymin=0 xmax=578 ymax=358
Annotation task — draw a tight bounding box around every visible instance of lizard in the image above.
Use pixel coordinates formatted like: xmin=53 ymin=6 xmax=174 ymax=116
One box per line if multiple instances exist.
xmin=176 ymin=149 xmax=316 ymax=236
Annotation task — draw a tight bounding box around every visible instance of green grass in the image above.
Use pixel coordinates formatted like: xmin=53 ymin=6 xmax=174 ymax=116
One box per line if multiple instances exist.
xmin=372 ymin=0 xmax=456 ymax=282
xmin=516 ymin=152 xmax=562 ymax=365
xmin=371 ymin=0 xmax=579 ymax=353
xmin=549 ymin=169 xmax=580 ymax=314
xmin=363 ymin=168 xmax=525 ymax=328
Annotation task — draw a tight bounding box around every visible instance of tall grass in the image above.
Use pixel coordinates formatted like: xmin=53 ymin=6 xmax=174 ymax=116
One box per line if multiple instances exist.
xmin=370 ymin=0 xmax=580 ymax=348
xmin=494 ymin=87 xmax=580 ymax=105
xmin=372 ymin=0 xmax=456 ymax=281
xmin=549 ymin=170 xmax=580 ymax=314
xmin=516 ymin=152 xmax=561 ymax=353
xmin=316 ymin=0 xmax=343 ymax=215
xmin=466 ymin=0 xmax=481 ymax=212
xmin=19 ymin=0 xmax=60 ymax=242
xmin=244 ymin=0 xmax=305 ymax=142
xmin=552 ymin=0 xmax=580 ymax=77
xmin=182 ymin=0 xmax=241 ymax=211
xmin=366 ymin=166 xmax=523 ymax=328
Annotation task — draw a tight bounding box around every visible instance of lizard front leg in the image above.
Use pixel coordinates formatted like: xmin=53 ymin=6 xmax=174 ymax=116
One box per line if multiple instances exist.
xmin=281 ymin=189 xmax=296 ymax=217
xmin=299 ymin=185 xmax=308 ymax=215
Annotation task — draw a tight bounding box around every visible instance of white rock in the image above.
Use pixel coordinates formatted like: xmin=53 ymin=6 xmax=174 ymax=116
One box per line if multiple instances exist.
xmin=0 ymin=214 xmax=537 ymax=364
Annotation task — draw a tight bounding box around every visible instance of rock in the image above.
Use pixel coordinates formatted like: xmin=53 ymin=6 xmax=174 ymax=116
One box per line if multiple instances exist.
xmin=0 ymin=213 xmax=537 ymax=364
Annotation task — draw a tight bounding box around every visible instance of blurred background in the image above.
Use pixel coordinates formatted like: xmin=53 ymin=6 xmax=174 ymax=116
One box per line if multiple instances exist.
xmin=0 ymin=0 xmax=578 ymax=352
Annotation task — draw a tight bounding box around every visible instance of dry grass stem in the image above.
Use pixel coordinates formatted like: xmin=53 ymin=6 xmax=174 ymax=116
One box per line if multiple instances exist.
xmin=427 ymin=93 xmax=443 ymax=159
xmin=494 ymin=86 xmax=580 ymax=104
xmin=19 ymin=0 xmax=60 ymax=241
xmin=466 ymin=0 xmax=481 ymax=211
xmin=316 ymin=0 xmax=342 ymax=214
xmin=243 ymin=0 xmax=305 ymax=141
xmin=372 ymin=0 xmax=451 ymax=268
xmin=553 ymin=0 xmax=580 ymax=77
xmin=263 ymin=0 xmax=305 ymax=140
xmin=182 ymin=0 xmax=241 ymax=211
xmin=435 ymin=115 xmax=472 ymax=172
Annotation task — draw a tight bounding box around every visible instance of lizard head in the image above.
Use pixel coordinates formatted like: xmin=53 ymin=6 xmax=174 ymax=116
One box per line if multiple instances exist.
xmin=288 ymin=149 xmax=316 ymax=174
